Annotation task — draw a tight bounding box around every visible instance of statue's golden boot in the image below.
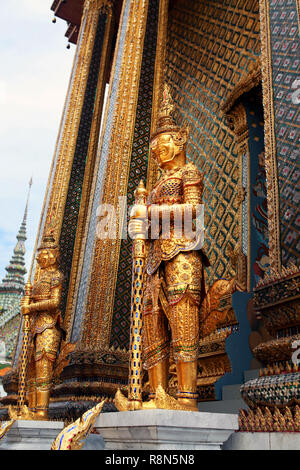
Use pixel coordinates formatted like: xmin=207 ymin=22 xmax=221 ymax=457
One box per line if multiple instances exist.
xmin=144 ymin=359 xmax=169 ymax=409
xmin=115 ymin=360 xmax=170 ymax=411
xmin=176 ymin=360 xmax=199 ymax=411
xmin=141 ymin=399 xmax=157 ymax=409
xmin=114 ymin=390 xmax=143 ymax=411
xmin=35 ymin=389 xmax=50 ymax=420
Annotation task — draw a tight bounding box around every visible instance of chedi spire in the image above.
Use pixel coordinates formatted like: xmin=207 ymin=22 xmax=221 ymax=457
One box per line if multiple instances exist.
xmin=0 ymin=179 xmax=32 ymax=293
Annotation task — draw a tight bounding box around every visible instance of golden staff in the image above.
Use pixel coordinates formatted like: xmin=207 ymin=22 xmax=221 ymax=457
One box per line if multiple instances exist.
xmin=16 ymin=281 xmax=32 ymax=415
xmin=128 ymin=180 xmax=148 ymax=409
xmin=17 ymin=179 xmax=35 ymax=415
xmin=10 ymin=178 xmax=35 ymax=419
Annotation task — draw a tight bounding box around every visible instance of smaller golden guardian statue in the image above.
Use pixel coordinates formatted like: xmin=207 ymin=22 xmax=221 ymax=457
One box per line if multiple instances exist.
xmin=115 ymin=84 xmax=209 ymax=412
xmin=10 ymin=231 xmax=65 ymax=420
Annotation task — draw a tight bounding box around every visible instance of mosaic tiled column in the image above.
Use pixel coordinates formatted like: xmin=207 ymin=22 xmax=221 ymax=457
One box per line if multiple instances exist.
xmin=51 ymin=0 xmax=167 ymax=414
xmin=259 ymin=0 xmax=299 ymax=271
xmin=239 ymin=0 xmax=300 ymax=417
xmin=53 ymin=0 xmax=115 ymax=318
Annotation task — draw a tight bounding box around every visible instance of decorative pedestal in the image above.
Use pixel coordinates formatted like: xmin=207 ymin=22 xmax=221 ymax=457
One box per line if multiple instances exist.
xmin=94 ymin=410 xmax=238 ymax=450
xmin=0 ymin=420 xmax=64 ymax=450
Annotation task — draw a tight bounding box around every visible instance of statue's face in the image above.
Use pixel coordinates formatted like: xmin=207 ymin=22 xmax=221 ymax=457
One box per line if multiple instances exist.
xmin=150 ymin=133 xmax=178 ymax=168
xmin=37 ymin=249 xmax=57 ymax=269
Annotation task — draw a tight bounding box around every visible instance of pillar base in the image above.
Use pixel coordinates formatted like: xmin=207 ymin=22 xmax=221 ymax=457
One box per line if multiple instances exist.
xmin=94 ymin=409 xmax=238 ymax=450
xmin=0 ymin=420 xmax=64 ymax=450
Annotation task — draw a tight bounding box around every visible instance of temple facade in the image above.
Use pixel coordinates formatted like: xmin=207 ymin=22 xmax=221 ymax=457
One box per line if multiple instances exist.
xmin=0 ymin=0 xmax=299 ymax=429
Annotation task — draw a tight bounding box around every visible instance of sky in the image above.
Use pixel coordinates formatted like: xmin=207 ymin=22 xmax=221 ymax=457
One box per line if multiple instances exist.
xmin=0 ymin=1 xmax=75 ymax=281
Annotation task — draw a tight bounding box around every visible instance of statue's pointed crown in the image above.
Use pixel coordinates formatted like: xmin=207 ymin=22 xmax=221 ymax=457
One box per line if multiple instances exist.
xmin=38 ymin=216 xmax=58 ymax=251
xmin=38 ymin=231 xmax=58 ymax=251
xmin=150 ymin=83 xmax=181 ymax=140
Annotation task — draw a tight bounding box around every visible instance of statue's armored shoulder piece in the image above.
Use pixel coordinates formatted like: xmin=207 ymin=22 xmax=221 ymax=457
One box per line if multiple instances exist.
xmin=182 ymin=161 xmax=203 ymax=204
xmin=50 ymin=270 xmax=64 ymax=289
xmin=182 ymin=161 xmax=202 ymax=184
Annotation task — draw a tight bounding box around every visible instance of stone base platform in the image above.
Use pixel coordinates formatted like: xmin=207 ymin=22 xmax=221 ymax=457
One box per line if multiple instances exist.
xmin=94 ymin=409 xmax=239 ymax=450
xmin=223 ymin=431 xmax=300 ymax=450
xmin=0 ymin=420 xmax=64 ymax=450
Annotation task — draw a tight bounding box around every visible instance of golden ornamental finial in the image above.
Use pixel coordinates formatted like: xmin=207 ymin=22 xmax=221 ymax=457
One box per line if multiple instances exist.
xmin=151 ymin=83 xmax=180 ymax=140
xmin=134 ymin=179 xmax=147 ymax=198
xmin=151 ymin=83 xmax=190 ymax=146
xmin=40 ymin=210 xmax=59 ymax=251
xmin=158 ymin=83 xmax=175 ymax=121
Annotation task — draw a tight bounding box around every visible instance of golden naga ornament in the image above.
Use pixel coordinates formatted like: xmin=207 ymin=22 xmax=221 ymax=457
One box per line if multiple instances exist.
xmin=51 ymin=399 xmax=106 ymax=450
xmin=0 ymin=420 xmax=15 ymax=441
xmin=9 ymin=230 xmax=73 ymax=421
xmin=115 ymin=84 xmax=207 ymax=412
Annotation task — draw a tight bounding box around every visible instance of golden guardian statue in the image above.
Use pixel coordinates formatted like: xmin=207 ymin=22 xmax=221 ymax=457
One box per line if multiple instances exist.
xmin=10 ymin=231 xmax=65 ymax=420
xmin=115 ymin=84 xmax=209 ymax=411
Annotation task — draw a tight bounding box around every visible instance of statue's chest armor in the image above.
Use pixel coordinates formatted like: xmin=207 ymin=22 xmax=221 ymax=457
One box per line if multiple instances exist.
xmin=149 ymin=175 xmax=183 ymax=205
xmin=32 ymin=275 xmax=51 ymax=300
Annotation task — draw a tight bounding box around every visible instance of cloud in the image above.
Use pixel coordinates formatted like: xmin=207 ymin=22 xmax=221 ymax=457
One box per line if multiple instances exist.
xmin=3 ymin=0 xmax=54 ymax=21
xmin=0 ymin=81 xmax=7 ymax=105
xmin=23 ymin=0 xmax=53 ymax=17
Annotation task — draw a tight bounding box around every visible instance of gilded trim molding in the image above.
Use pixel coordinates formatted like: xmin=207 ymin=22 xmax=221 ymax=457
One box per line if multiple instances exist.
xmin=259 ymin=0 xmax=281 ymax=273
xmin=83 ymin=0 xmax=114 ymax=15
xmin=62 ymin=6 xmax=114 ymax=342
xmin=80 ymin=0 xmax=150 ymax=350
xmin=67 ymin=0 xmax=132 ymax=344
xmin=146 ymin=0 xmax=169 ymax=191
xmin=224 ymin=103 xmax=250 ymax=292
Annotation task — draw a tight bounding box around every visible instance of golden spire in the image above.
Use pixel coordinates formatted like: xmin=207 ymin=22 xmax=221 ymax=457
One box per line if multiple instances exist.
xmin=158 ymin=83 xmax=175 ymax=122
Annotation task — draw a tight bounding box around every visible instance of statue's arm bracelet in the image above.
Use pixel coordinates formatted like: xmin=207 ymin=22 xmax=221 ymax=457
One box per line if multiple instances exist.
xmin=27 ymin=289 xmax=61 ymax=313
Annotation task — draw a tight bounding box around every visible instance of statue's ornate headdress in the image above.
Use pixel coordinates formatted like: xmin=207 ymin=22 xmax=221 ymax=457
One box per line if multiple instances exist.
xmin=150 ymin=83 xmax=189 ymax=145
xmin=38 ymin=226 xmax=58 ymax=251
